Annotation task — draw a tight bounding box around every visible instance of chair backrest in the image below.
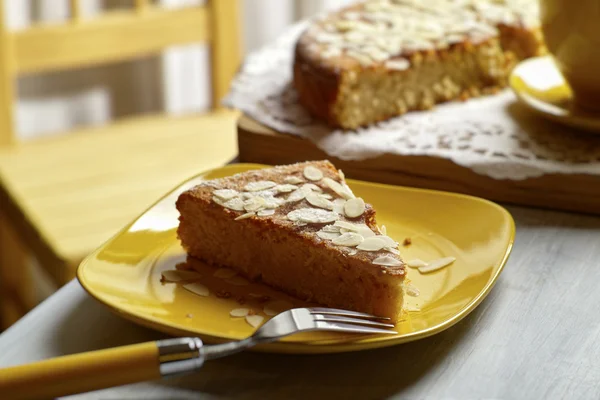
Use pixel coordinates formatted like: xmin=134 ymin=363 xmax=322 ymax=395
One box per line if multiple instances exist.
xmin=0 ymin=0 xmax=241 ymax=146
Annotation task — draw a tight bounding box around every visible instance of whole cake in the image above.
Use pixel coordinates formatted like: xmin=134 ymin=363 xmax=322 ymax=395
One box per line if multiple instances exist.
xmin=176 ymin=161 xmax=406 ymax=322
xmin=293 ymin=0 xmax=545 ymax=129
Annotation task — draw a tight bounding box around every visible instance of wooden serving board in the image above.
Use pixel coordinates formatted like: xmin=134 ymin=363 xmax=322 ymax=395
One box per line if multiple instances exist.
xmin=237 ymin=114 xmax=600 ymax=215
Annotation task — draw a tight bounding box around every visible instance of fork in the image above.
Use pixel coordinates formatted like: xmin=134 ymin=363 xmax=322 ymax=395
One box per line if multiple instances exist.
xmin=0 ymin=307 xmax=395 ymax=400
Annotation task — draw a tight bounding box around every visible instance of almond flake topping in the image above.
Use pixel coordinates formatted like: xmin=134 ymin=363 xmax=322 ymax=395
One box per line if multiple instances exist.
xmin=321 ymin=225 xmax=341 ymax=233
xmin=230 ymin=308 xmax=250 ymax=317
xmin=275 ymin=184 xmax=298 ymax=193
xmin=419 ymin=257 xmax=456 ymax=273
xmin=301 ymin=183 xmax=322 ymax=193
xmin=244 ymin=181 xmax=277 ymax=192
xmin=372 ymin=255 xmax=403 ymax=267
xmin=287 ymin=208 xmax=339 ymax=224
xmin=246 ymin=314 xmax=264 ymax=328
xmin=317 ymin=231 xmax=342 ymax=240
xmin=332 ymin=198 xmax=346 ymax=214
xmin=405 ymin=284 xmax=420 ymax=297
xmin=380 ymin=225 xmax=387 ymax=235
xmin=222 ymin=197 xmax=245 ymax=211
xmin=334 ymin=220 xmax=360 ymax=231
xmin=357 ymin=236 xmax=388 ymax=251
xmin=304 ymin=166 xmax=324 ymax=181
xmin=306 ymin=192 xmax=334 ymax=210
xmin=323 ymin=177 xmax=355 ymax=200
xmin=344 ymin=197 xmax=366 ymax=218
xmin=332 ymin=232 xmax=364 ymax=247
xmin=213 ymin=189 xmax=239 ymax=200
xmin=406 ymin=259 xmax=427 ymax=268
xmin=235 ymin=212 xmax=255 ymax=221
xmin=243 ymin=196 xmax=266 ymax=212
xmin=284 ymin=176 xmax=304 ymax=184
xmin=183 ymin=283 xmax=209 ymax=297
xmin=257 ymin=209 xmax=275 ymax=217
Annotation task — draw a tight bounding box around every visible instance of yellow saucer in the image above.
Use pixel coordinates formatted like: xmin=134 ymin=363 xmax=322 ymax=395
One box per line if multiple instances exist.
xmin=510 ymin=55 xmax=600 ymax=133
xmin=77 ymin=164 xmax=514 ymax=354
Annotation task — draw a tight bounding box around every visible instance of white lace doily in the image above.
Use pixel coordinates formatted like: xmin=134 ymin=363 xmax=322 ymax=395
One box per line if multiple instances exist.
xmin=223 ymin=21 xmax=600 ymax=180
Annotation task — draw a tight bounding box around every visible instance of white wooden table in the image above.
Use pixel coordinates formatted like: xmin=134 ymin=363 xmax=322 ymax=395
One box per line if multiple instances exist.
xmin=2 ymin=205 xmax=600 ymax=399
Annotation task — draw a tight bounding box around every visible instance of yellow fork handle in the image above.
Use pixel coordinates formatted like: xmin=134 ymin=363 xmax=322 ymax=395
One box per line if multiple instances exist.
xmin=0 ymin=342 xmax=160 ymax=400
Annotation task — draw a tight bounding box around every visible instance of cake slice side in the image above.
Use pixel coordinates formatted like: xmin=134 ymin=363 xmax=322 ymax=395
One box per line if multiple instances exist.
xmin=176 ymin=160 xmax=406 ymax=321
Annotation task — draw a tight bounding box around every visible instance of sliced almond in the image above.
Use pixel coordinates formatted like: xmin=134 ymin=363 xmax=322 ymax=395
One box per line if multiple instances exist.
xmin=386 ymin=247 xmax=401 ymax=255
xmin=263 ymin=300 xmax=293 ymax=316
xmin=406 ymin=259 xmax=428 ymax=268
xmin=286 ymin=188 xmax=308 ymax=203
xmin=405 ymin=284 xmax=420 ymax=297
xmin=287 ymin=208 xmax=339 ymax=224
xmin=338 ymin=169 xmax=345 ymax=180
xmin=306 ymin=192 xmax=334 ymax=210
xmin=357 ymin=236 xmax=388 ymax=251
xmin=222 ymin=197 xmax=245 ymax=211
xmin=380 ymin=225 xmax=387 ymax=235
xmin=323 ymin=178 xmax=354 ymax=200
xmin=275 ymin=184 xmax=298 ymax=193
xmin=183 ymin=283 xmax=209 ymax=297
xmin=257 ymin=209 xmax=275 ymax=217
xmin=357 ymin=226 xmax=376 ymax=238
xmin=334 ymin=220 xmax=360 ymax=231
xmin=379 ymin=235 xmax=399 ymax=248
xmin=284 ymin=176 xmax=304 ymax=184
xmin=347 ymin=249 xmax=358 ymax=255
xmin=301 ymin=183 xmax=323 ymax=193
xmin=332 ymin=232 xmax=364 ymax=247
xmin=332 ymin=198 xmax=346 ymax=214
xmin=303 ymin=166 xmax=323 ymax=181
xmin=319 ymin=193 xmax=333 ymax=200
xmin=243 ymin=196 xmax=266 ymax=212
xmin=161 ymin=270 xmax=201 ymax=282
xmin=246 ymin=315 xmax=264 ymax=328
xmin=230 ymin=308 xmax=250 ymax=317
xmin=235 ymin=212 xmax=255 ymax=221
xmin=419 ymin=257 xmax=456 ymax=273
xmin=213 ymin=268 xmax=237 ymax=279
xmin=317 ymin=231 xmax=342 ymax=240
xmin=344 ymin=198 xmax=365 ymax=218
xmin=321 ymin=224 xmax=341 ymax=233
xmin=372 ymin=255 xmax=403 ymax=267
xmin=244 ymin=181 xmax=277 ymax=192
xmin=213 ymin=189 xmax=239 ymax=200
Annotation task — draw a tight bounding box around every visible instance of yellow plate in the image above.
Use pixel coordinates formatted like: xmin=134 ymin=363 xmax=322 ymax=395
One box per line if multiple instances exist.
xmin=509 ymin=55 xmax=600 ymax=133
xmin=77 ymin=163 xmax=514 ymax=354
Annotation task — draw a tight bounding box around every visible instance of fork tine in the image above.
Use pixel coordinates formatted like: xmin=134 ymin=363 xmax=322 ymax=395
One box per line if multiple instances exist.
xmin=317 ymin=321 xmax=397 ymax=335
xmin=314 ymin=314 xmax=395 ymax=328
xmin=309 ymin=307 xmax=391 ymax=321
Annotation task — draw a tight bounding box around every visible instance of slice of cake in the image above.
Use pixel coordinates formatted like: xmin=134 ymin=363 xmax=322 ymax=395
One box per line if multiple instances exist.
xmin=293 ymin=0 xmax=545 ymax=129
xmin=176 ymin=160 xmax=406 ymax=322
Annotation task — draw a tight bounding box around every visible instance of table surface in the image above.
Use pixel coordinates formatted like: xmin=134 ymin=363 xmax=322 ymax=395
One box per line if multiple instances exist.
xmin=2 ymin=205 xmax=600 ymax=399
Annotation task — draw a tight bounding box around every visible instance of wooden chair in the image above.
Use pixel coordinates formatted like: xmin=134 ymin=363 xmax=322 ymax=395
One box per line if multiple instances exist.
xmin=0 ymin=0 xmax=242 ymax=328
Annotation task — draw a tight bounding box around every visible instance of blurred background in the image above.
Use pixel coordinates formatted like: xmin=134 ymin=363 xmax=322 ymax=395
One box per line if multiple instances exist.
xmin=0 ymin=0 xmax=360 ymax=330
xmin=9 ymin=0 xmax=353 ymax=140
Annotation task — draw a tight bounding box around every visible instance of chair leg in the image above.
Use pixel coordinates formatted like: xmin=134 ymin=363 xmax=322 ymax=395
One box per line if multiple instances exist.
xmin=0 ymin=212 xmax=35 ymax=330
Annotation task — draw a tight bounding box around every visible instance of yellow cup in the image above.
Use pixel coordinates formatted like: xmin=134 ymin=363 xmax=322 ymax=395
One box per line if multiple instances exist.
xmin=540 ymin=0 xmax=600 ymax=111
